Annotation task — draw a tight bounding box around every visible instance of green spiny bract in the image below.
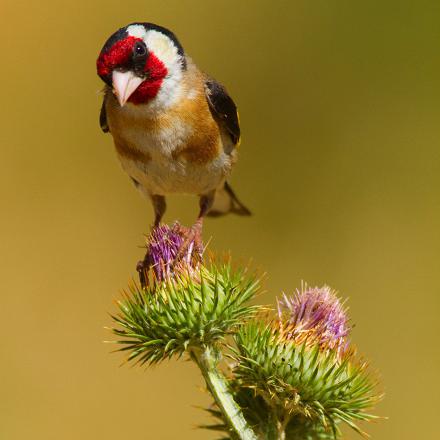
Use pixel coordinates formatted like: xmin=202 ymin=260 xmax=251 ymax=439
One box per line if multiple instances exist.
xmin=232 ymin=321 xmax=380 ymax=438
xmin=203 ymin=388 xmax=337 ymax=440
xmin=111 ymin=262 xmax=261 ymax=365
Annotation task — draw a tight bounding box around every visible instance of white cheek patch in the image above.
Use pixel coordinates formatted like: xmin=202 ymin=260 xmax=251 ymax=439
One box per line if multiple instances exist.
xmin=126 ymin=24 xmax=147 ymax=39
xmin=125 ymin=27 xmax=185 ymax=112
xmin=144 ymin=30 xmax=180 ymax=67
xmin=126 ymin=27 xmax=183 ymax=74
xmin=144 ymin=30 xmax=185 ymax=112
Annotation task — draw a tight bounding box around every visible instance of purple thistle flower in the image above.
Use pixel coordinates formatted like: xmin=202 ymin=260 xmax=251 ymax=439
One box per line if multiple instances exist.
xmin=277 ymin=284 xmax=350 ymax=354
xmin=139 ymin=222 xmax=203 ymax=285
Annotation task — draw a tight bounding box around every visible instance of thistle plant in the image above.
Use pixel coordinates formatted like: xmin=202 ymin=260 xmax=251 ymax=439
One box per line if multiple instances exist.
xmin=110 ymin=223 xmax=382 ymax=439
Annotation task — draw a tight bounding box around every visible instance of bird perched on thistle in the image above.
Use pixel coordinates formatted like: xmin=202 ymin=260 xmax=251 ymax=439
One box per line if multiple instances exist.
xmin=96 ymin=22 xmax=250 ymax=238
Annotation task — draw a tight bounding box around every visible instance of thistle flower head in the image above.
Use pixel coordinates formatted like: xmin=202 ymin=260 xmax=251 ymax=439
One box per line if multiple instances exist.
xmin=232 ymin=284 xmax=380 ymax=437
xmin=277 ymin=284 xmax=350 ymax=353
xmin=141 ymin=222 xmax=202 ymax=283
xmin=234 ymin=319 xmax=380 ymax=438
xmin=113 ymin=260 xmax=262 ymax=365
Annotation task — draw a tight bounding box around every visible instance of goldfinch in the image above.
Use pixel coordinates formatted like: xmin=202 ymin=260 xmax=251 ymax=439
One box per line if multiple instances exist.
xmin=96 ymin=22 xmax=250 ymax=235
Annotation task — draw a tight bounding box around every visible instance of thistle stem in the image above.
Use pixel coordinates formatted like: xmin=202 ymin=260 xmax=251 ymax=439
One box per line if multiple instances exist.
xmin=191 ymin=346 xmax=257 ymax=440
xmin=265 ymin=408 xmax=287 ymax=440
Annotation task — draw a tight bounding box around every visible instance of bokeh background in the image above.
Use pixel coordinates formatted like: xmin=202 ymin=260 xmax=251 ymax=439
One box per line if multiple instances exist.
xmin=1 ymin=0 xmax=439 ymax=439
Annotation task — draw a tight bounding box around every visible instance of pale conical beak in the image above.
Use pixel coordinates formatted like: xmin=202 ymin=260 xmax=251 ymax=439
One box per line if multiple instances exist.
xmin=112 ymin=70 xmax=144 ymax=106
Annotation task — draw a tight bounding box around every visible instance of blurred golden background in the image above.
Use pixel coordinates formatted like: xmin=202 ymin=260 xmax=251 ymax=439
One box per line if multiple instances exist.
xmin=1 ymin=0 xmax=439 ymax=439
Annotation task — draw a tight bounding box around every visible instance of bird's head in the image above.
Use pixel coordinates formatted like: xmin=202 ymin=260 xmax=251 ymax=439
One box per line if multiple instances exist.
xmin=97 ymin=23 xmax=186 ymax=107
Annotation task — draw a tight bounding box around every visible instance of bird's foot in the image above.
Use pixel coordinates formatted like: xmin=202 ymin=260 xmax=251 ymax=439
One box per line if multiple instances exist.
xmin=136 ymin=222 xmax=165 ymax=287
xmin=136 ymin=223 xmax=159 ymax=288
xmin=136 ymin=255 xmax=151 ymax=289
xmin=173 ymin=219 xmax=204 ymax=266
xmin=136 ymin=222 xmax=203 ymax=288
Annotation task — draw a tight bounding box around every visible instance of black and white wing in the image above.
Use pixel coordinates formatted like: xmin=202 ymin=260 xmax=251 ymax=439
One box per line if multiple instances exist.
xmin=204 ymin=78 xmax=240 ymax=146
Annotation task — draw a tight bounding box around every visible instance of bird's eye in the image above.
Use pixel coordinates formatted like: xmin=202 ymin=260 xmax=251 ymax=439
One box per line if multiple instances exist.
xmin=134 ymin=42 xmax=147 ymax=57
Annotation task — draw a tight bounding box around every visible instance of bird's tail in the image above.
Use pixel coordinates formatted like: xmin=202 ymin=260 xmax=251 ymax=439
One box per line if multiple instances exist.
xmin=207 ymin=182 xmax=251 ymax=217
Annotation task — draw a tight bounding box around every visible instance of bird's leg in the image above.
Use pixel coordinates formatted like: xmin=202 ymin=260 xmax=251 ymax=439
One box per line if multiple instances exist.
xmin=192 ymin=191 xmax=215 ymax=244
xmin=137 ymin=194 xmax=167 ymax=287
xmin=173 ymin=191 xmax=215 ymax=265
xmin=151 ymin=194 xmax=166 ymax=228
